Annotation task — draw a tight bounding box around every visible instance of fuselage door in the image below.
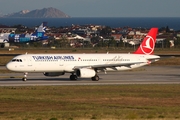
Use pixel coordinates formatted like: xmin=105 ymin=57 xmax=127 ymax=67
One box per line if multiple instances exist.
xmin=27 ymin=56 xmax=33 ymax=67
xmin=59 ymin=59 xmax=64 ymax=67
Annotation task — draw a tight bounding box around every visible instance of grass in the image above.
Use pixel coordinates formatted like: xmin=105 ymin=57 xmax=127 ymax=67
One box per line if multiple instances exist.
xmin=0 ymin=85 xmax=180 ymax=120
xmin=2 ymin=47 xmax=180 ymax=54
xmin=153 ymin=57 xmax=180 ymax=65
xmin=0 ymin=56 xmax=14 ymax=66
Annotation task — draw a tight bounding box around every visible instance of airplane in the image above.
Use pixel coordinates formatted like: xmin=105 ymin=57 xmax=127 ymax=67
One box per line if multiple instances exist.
xmin=6 ymin=28 xmax=160 ymax=81
xmin=0 ymin=22 xmax=48 ymax=44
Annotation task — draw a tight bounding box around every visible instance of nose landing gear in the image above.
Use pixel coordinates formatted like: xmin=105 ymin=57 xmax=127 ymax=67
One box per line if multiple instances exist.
xmin=22 ymin=72 xmax=28 ymax=81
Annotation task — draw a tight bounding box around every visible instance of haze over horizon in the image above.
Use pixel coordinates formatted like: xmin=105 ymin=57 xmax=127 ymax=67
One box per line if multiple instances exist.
xmin=0 ymin=0 xmax=180 ymax=17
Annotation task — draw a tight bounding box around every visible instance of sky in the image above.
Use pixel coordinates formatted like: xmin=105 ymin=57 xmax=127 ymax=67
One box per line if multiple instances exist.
xmin=0 ymin=0 xmax=180 ymax=17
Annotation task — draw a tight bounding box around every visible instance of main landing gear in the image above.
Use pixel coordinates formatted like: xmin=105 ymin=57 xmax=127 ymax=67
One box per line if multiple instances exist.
xmin=91 ymin=75 xmax=99 ymax=81
xmin=22 ymin=72 xmax=28 ymax=81
xmin=70 ymin=74 xmax=77 ymax=80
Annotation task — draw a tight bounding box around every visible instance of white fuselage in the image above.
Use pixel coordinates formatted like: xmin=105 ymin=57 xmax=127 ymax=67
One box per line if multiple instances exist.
xmin=6 ymin=53 xmax=160 ymax=73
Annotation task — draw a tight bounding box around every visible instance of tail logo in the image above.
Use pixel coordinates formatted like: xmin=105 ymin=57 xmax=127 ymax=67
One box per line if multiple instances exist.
xmin=42 ymin=27 xmax=46 ymax=32
xmin=140 ymin=35 xmax=155 ymax=55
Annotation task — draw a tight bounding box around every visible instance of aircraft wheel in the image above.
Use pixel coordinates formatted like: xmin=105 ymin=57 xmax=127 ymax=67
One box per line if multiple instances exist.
xmin=22 ymin=77 xmax=27 ymax=81
xmin=91 ymin=75 xmax=99 ymax=81
xmin=70 ymin=75 xmax=77 ymax=80
xmin=23 ymin=72 xmax=28 ymax=81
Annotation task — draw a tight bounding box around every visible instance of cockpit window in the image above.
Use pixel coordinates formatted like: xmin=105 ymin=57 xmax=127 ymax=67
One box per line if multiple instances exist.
xmin=11 ymin=59 xmax=22 ymax=62
xmin=12 ymin=59 xmax=16 ymax=62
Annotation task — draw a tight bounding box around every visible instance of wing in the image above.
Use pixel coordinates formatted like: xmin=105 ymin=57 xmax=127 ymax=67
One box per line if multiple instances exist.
xmin=73 ymin=62 xmax=144 ymax=70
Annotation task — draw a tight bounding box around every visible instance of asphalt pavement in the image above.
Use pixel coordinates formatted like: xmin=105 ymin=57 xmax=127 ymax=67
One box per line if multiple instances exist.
xmin=0 ymin=65 xmax=179 ymax=86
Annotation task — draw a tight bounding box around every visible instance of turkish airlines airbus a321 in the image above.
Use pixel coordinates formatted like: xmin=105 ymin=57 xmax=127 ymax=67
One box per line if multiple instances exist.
xmin=6 ymin=28 xmax=160 ymax=81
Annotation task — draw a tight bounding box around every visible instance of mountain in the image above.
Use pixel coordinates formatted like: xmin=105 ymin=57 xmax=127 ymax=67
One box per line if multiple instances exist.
xmin=3 ymin=7 xmax=70 ymax=18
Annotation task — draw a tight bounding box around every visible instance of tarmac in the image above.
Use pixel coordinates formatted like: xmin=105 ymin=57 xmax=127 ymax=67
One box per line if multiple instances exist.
xmin=0 ymin=65 xmax=179 ymax=86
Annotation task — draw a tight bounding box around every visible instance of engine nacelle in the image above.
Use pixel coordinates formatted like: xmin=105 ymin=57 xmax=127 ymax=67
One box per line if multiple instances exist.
xmin=43 ymin=72 xmax=65 ymax=77
xmin=76 ymin=68 xmax=96 ymax=78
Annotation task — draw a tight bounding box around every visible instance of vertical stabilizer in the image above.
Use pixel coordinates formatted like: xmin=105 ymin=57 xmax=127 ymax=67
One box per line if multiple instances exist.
xmin=32 ymin=22 xmax=47 ymax=37
xmin=134 ymin=28 xmax=158 ymax=55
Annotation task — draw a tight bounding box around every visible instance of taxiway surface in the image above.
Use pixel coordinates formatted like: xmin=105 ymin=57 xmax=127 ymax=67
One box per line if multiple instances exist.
xmin=0 ymin=65 xmax=180 ymax=86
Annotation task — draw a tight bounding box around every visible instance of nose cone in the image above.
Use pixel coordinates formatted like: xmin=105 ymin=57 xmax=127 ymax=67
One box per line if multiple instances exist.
xmin=6 ymin=62 xmax=15 ymax=71
xmin=6 ymin=62 xmax=11 ymax=70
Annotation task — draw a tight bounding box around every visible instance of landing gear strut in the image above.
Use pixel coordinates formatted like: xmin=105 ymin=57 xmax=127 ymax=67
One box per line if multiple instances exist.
xmin=22 ymin=72 xmax=28 ymax=81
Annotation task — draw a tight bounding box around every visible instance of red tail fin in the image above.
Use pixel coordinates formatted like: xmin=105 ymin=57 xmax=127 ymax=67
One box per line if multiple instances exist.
xmin=134 ymin=28 xmax=158 ymax=55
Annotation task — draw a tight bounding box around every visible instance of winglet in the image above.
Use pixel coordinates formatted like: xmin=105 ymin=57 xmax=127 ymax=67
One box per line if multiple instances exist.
xmin=134 ymin=28 xmax=158 ymax=55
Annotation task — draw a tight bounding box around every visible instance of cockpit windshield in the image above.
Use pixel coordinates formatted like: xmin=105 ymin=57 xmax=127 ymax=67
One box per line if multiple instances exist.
xmin=11 ymin=59 xmax=22 ymax=62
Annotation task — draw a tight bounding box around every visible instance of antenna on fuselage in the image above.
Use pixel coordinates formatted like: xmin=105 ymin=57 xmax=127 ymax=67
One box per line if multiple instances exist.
xmin=25 ymin=52 xmax=28 ymax=55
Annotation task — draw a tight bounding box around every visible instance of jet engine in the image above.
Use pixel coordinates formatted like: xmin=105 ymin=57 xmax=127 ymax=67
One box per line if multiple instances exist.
xmin=43 ymin=72 xmax=65 ymax=77
xmin=76 ymin=68 xmax=96 ymax=78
